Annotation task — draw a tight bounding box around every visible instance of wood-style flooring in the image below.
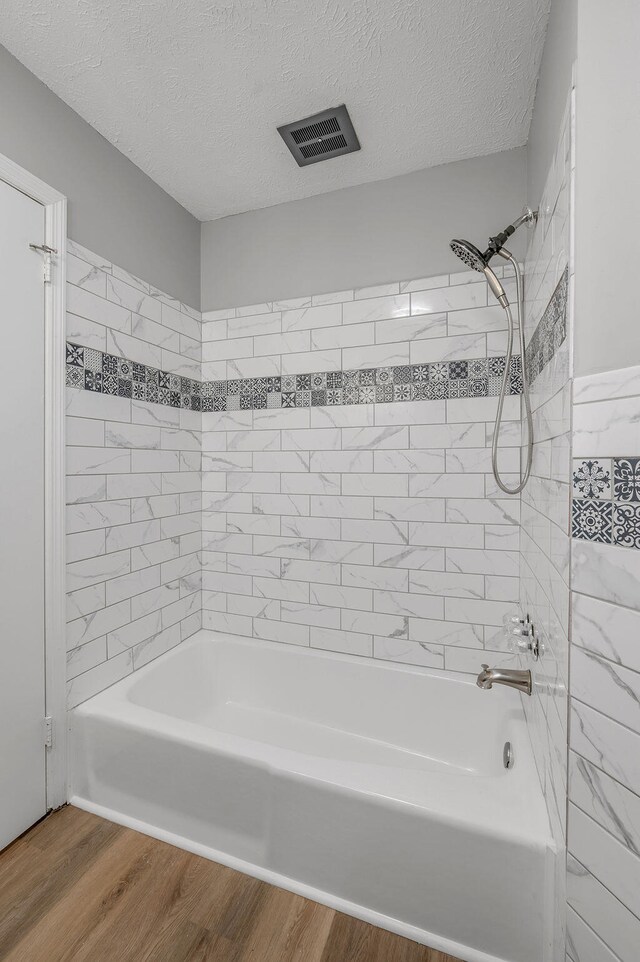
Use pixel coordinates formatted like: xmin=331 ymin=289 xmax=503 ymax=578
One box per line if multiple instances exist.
xmin=0 ymin=806 xmax=463 ymax=962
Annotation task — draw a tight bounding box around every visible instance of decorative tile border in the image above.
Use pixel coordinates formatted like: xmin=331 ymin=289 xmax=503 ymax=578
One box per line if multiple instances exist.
xmin=572 ymin=457 xmax=640 ymax=549
xmin=525 ymin=266 xmax=569 ymax=384
xmin=67 ymin=341 xmax=523 ymax=411
xmin=66 ymin=343 xmax=202 ymax=409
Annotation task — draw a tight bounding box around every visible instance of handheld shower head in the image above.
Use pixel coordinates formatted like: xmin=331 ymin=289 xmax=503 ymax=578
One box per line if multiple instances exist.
xmin=449 ymin=239 xmax=487 ymax=273
xmin=449 ymin=209 xmax=537 ymax=308
xmin=450 ymin=238 xmax=509 ymax=308
xmin=448 ymin=208 xmax=539 ymax=496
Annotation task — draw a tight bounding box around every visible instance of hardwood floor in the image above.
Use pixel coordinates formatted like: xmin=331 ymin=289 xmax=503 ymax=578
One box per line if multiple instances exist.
xmin=0 ymin=806 xmax=462 ymax=962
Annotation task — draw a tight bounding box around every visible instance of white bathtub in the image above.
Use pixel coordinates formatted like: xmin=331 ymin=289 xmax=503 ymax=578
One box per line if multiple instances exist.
xmin=69 ymin=630 xmax=554 ymax=962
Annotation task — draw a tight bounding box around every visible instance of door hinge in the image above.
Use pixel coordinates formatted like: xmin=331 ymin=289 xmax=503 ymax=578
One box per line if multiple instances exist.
xmin=29 ymin=243 xmax=58 ymax=284
xmin=44 ymin=716 xmax=53 ymax=749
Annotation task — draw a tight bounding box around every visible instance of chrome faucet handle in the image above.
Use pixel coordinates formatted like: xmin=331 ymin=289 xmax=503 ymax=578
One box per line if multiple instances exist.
xmin=504 ymin=613 xmax=540 ymax=660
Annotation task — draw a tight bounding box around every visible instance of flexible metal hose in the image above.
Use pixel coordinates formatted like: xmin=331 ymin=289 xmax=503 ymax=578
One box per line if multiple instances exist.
xmin=491 ymin=252 xmax=533 ymax=495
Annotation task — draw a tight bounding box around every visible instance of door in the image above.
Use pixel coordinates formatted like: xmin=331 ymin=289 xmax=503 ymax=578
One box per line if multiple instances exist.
xmin=0 ymin=178 xmax=47 ymax=849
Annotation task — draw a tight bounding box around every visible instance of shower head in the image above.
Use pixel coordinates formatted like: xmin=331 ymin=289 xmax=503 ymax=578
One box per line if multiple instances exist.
xmin=449 ymin=239 xmax=489 ymax=273
xmin=450 ymin=237 xmax=509 ymax=307
xmin=450 ymin=209 xmax=538 ymax=274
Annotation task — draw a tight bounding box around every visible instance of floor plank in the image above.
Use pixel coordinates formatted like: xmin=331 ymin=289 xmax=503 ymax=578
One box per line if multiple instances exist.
xmin=0 ymin=806 xmax=463 ymax=962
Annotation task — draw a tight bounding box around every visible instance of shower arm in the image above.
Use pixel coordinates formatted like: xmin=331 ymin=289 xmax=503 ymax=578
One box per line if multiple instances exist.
xmin=486 ymin=209 xmax=537 ymax=259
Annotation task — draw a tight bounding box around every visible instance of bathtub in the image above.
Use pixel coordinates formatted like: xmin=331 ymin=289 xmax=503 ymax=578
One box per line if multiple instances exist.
xmin=69 ymin=630 xmax=554 ymax=962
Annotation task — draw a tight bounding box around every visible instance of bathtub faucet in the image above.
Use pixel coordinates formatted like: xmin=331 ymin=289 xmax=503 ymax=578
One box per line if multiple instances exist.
xmin=476 ymin=664 xmax=532 ymax=696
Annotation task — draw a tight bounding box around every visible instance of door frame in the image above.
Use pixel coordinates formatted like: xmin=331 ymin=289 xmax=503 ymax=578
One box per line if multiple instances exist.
xmin=0 ymin=152 xmax=67 ymax=810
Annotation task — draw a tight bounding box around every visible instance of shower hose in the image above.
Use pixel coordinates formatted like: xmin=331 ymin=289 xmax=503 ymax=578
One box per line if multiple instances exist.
xmin=492 ymin=251 xmax=533 ymax=495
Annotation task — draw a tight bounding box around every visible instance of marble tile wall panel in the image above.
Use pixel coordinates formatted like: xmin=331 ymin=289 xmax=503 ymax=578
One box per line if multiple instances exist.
xmin=569 ymin=364 xmax=640 ymax=962
xmin=201 ymin=268 xmax=522 ymax=676
xmin=519 ymin=93 xmax=574 ymax=962
xmin=65 ymin=241 xmax=202 ymax=707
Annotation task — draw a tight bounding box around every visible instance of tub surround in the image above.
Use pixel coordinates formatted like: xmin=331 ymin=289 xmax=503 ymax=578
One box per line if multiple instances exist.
xmin=65 ymin=240 xmax=202 ymax=709
xmin=64 ymin=247 xmax=524 ymax=704
xmin=518 ymin=92 xmax=573 ymax=962
xmin=200 ymin=270 xmax=522 ymax=676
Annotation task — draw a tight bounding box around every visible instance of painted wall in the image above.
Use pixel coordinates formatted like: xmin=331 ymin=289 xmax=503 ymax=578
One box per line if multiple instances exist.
xmin=0 ymin=44 xmax=200 ymax=309
xmin=573 ymin=0 xmax=640 ymax=377
xmin=200 ymin=148 xmax=527 ymax=311
xmin=526 ymin=0 xmax=577 ymax=205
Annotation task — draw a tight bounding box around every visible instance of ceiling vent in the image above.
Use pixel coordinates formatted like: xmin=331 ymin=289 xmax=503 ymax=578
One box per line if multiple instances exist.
xmin=278 ymin=105 xmax=360 ymax=167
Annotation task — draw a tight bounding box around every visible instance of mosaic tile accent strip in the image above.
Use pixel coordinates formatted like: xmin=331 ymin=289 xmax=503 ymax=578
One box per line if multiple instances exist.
xmin=525 ymin=266 xmax=569 ymax=384
xmin=66 ymin=341 xmax=523 ymax=411
xmin=66 ymin=342 xmax=202 ymax=409
xmin=572 ymin=457 xmax=640 ymax=549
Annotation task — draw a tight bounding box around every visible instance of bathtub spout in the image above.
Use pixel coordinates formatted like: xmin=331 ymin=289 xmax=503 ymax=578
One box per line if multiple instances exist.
xmin=476 ymin=664 xmax=532 ymax=696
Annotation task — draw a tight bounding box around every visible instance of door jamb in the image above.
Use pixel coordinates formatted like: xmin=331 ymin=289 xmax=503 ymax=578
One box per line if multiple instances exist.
xmin=0 ymin=152 xmax=67 ymax=810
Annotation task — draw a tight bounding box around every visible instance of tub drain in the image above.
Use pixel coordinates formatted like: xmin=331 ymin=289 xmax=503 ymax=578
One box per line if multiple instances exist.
xmin=503 ymin=741 xmax=514 ymax=769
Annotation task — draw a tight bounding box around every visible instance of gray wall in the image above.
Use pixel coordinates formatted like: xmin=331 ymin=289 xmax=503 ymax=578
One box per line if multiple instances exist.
xmin=574 ymin=0 xmax=640 ymax=376
xmin=201 ymin=148 xmax=527 ymax=310
xmin=527 ymin=0 xmax=577 ymax=205
xmin=0 ymin=45 xmax=200 ymax=308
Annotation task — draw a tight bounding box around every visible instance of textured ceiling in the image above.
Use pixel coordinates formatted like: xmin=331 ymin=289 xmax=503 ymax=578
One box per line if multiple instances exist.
xmin=0 ymin=0 xmax=550 ymax=221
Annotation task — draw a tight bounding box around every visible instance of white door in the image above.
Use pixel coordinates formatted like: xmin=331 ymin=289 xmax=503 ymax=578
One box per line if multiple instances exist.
xmin=0 ymin=178 xmax=47 ymax=849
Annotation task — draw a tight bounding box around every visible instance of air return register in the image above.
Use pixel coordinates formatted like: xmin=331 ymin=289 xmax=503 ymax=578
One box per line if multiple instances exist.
xmin=277 ymin=105 xmax=360 ymax=167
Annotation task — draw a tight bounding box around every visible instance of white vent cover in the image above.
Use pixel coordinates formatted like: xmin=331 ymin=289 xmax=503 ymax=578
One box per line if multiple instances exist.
xmin=278 ymin=105 xmax=360 ymax=167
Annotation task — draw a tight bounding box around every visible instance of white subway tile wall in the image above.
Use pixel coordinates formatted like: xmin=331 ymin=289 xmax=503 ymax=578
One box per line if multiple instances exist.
xmin=201 ymin=270 xmax=521 ymax=673
xmin=518 ymin=94 xmax=573 ymax=962
xmin=65 ymin=240 xmax=202 ymax=708
xmin=568 ymin=364 xmax=640 ymax=962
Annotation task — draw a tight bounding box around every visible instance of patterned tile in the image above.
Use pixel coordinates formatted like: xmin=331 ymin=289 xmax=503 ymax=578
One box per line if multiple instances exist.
xmin=572 ymin=499 xmax=613 ymax=544
xmin=449 ymin=360 xmax=468 ymax=379
xmin=102 ymin=354 xmax=119 ymax=375
xmin=66 ymin=364 xmax=83 ymax=387
xmin=428 ymin=363 xmax=448 ymax=383
xmin=525 ymin=266 xmax=568 ymax=384
xmin=65 ymin=341 xmax=524 ymax=414
xmin=613 ymin=503 xmax=640 ymax=549
xmin=613 ymin=457 xmax=640 ymax=502
xmin=84 ymin=370 xmax=102 ymax=392
xmin=392 ymin=365 xmax=412 ymax=384
xmin=572 ymin=459 xmax=612 ymax=499
xmin=83 ymin=348 xmax=102 ymax=372
xmin=66 ymin=344 xmax=84 ymax=367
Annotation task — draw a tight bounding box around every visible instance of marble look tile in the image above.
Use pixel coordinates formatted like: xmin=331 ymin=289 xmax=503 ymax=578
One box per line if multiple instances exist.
xmin=574 ymin=363 xmax=640 ymax=405
xmin=410 ymin=283 xmax=487 ymax=315
xmin=571 ymin=700 xmax=640 ymax=796
xmin=373 ymin=637 xmax=445 ymax=668
xmin=342 ymin=294 xmax=410 ymax=325
xmin=570 ymin=752 xmax=640 ymax=857
xmin=567 ymin=854 xmax=640 ymax=962
xmin=569 ymin=803 xmax=640 ymax=918
xmin=573 ymin=395 xmax=640 ymax=457
xmin=311 ymin=288 xmax=353 ymax=305
xmin=566 ymin=906 xmax=620 ymax=962
xmin=573 ymin=591 xmax=640 ymax=674
xmin=572 ymin=645 xmax=640 ymax=736
xmin=572 ymin=539 xmax=640 ymax=610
